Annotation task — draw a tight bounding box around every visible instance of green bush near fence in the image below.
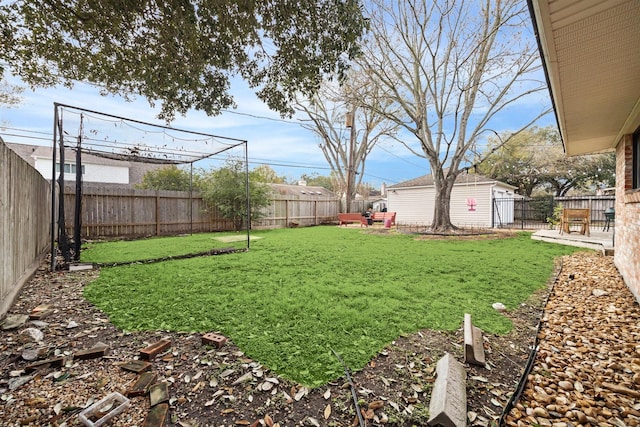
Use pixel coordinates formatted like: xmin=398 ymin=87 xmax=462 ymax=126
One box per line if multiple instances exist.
xmin=83 ymin=226 xmax=582 ymax=386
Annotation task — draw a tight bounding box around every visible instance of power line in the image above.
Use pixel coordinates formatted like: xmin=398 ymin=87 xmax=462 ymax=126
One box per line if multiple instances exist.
xmin=1 ymin=126 xmax=412 ymax=184
xmin=220 ymin=109 xmax=306 ymax=125
xmin=375 ymin=143 xmax=427 ymax=169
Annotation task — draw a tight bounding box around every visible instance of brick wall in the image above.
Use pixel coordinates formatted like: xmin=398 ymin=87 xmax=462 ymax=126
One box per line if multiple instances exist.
xmin=614 ymin=134 xmax=640 ymax=302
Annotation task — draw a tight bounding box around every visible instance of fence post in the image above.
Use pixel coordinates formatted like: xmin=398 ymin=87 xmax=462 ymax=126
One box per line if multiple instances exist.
xmin=314 ymin=200 xmax=318 ymax=225
xmin=155 ymin=193 xmax=160 ymax=236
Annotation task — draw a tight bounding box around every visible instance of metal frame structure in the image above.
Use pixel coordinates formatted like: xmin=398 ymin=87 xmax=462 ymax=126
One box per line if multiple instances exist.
xmin=50 ymin=103 xmax=250 ymax=271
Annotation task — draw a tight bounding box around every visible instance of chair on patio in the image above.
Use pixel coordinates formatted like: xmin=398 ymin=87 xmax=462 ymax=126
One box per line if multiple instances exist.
xmin=559 ymin=208 xmax=590 ymax=237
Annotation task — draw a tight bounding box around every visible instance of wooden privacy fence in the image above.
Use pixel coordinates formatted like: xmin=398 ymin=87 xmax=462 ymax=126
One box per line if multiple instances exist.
xmin=1 ymin=139 xmax=51 ymax=316
xmin=63 ymin=184 xmax=233 ymax=238
xmin=253 ymin=195 xmax=341 ymax=228
xmin=63 ymin=185 xmax=343 ymax=238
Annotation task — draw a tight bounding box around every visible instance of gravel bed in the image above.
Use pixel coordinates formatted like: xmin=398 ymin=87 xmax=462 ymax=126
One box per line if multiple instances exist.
xmin=505 ymin=252 xmax=640 ymax=427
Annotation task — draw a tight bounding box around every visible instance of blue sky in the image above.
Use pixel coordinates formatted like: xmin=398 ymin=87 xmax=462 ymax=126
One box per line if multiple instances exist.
xmin=1 ymin=73 xmax=555 ymax=189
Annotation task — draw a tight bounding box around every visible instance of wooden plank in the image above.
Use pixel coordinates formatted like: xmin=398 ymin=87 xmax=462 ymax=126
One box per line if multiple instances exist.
xmin=463 ymin=313 xmax=486 ymax=366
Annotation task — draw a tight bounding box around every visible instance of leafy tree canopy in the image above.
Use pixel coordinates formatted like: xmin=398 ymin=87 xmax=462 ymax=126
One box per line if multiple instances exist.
xmin=250 ymin=165 xmax=286 ymax=184
xmin=199 ymin=160 xmax=272 ymax=230
xmin=0 ymin=0 xmax=367 ymax=120
xmin=137 ymin=165 xmax=193 ymax=191
xmin=479 ymin=126 xmax=615 ymax=196
xmin=297 ymin=172 xmax=339 ymax=192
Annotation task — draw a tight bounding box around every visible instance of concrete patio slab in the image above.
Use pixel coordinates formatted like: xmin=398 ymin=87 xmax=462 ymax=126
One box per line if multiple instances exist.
xmin=532 ymin=228 xmax=614 ymax=254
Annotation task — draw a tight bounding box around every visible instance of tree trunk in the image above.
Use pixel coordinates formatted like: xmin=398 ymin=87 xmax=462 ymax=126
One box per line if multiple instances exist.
xmin=431 ymin=174 xmax=457 ymax=232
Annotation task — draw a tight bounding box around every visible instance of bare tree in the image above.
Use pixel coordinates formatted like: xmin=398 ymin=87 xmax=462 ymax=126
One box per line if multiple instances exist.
xmin=296 ymin=68 xmax=398 ymax=211
xmin=358 ymin=0 xmax=550 ymax=231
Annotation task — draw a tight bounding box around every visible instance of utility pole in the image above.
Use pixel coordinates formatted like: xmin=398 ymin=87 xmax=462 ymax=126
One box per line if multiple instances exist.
xmin=345 ymin=107 xmax=356 ymax=212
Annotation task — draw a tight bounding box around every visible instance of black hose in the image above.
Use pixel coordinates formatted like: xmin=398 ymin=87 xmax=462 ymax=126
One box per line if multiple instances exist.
xmin=498 ymin=257 xmax=565 ymax=426
xmin=332 ymin=349 xmax=365 ymax=427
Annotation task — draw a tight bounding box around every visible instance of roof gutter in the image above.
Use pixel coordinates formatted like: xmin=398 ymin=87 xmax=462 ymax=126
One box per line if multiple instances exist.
xmin=526 ymin=0 xmax=566 ymax=153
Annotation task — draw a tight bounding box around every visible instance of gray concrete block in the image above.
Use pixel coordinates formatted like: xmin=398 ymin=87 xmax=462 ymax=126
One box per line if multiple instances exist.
xmin=427 ymin=353 xmax=467 ymax=427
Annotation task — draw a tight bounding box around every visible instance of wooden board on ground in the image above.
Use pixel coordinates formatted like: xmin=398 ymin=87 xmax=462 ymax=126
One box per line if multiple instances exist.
xmin=463 ymin=313 xmax=486 ymax=366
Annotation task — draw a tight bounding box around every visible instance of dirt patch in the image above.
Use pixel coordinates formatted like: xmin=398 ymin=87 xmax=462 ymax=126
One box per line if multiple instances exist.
xmin=0 ymin=262 xmax=547 ymax=426
xmin=411 ymin=229 xmax=520 ymax=241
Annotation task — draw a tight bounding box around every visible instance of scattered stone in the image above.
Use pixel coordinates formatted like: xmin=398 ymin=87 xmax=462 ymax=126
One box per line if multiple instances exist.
xmin=29 ymin=320 xmax=49 ymax=328
xmin=202 ymin=333 xmax=227 ymax=348
xmin=505 ymin=253 xmax=640 ymax=427
xmin=74 ymin=342 xmax=109 ymax=360
xmin=1 ymin=314 xmax=29 ymax=330
xmin=232 ymin=372 xmax=254 ymax=385
xmin=142 ymin=403 xmax=169 ymax=427
xmin=21 ymin=327 xmax=44 ymax=342
xmin=149 ymin=382 xmax=169 ymax=407
xmin=66 ymin=320 xmax=79 ymax=329
xmin=120 ymin=360 xmax=152 ymax=374
xmin=492 ymin=302 xmax=506 ymax=312
xmin=127 ymin=372 xmax=158 ymax=397
xmin=557 ymin=380 xmax=573 ymax=391
xmin=427 ymin=353 xmax=467 ymax=427
xmin=463 ymin=313 xmax=486 ymax=366
xmin=139 ymin=339 xmax=171 ymax=361
xmin=8 ymin=375 xmax=34 ymax=390
xmin=21 ymin=347 xmax=47 ymax=361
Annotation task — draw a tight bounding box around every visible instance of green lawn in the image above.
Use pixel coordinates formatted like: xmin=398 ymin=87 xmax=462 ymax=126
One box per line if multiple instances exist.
xmin=83 ymin=227 xmax=582 ymax=386
xmin=81 ymin=232 xmax=252 ymax=264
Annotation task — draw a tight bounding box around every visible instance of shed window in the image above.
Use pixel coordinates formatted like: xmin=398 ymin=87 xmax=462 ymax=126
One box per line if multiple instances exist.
xmin=634 ymin=128 xmax=640 ymax=189
xmin=55 ymin=162 xmax=85 ymax=174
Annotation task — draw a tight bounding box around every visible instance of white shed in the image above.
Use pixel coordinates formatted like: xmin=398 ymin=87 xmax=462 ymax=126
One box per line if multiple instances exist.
xmin=387 ymin=173 xmax=517 ymax=228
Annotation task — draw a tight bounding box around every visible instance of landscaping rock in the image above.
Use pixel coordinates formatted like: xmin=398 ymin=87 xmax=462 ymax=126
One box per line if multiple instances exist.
xmin=2 ymin=314 xmax=29 ymax=330
xmin=504 ymin=252 xmax=640 ymax=427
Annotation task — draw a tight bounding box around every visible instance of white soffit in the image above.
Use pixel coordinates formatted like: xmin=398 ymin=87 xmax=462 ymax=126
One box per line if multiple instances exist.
xmin=532 ymin=0 xmax=640 ymax=156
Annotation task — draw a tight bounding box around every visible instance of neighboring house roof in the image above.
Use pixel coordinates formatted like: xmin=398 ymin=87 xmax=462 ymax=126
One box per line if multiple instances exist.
xmin=528 ymin=0 xmax=640 ymax=156
xmin=6 ymin=142 xmax=164 ymax=185
xmin=388 ymin=172 xmax=517 ymax=190
xmin=270 ymin=183 xmax=335 ymax=198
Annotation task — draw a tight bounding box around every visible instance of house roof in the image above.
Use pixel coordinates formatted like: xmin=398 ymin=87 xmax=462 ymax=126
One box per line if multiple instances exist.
xmin=6 ymin=142 xmax=127 ymax=167
xmin=388 ymin=172 xmax=516 ymax=190
xmin=270 ymin=183 xmax=335 ymax=198
xmin=528 ymin=0 xmax=640 ymax=156
xmin=6 ymin=142 xmax=164 ymax=185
